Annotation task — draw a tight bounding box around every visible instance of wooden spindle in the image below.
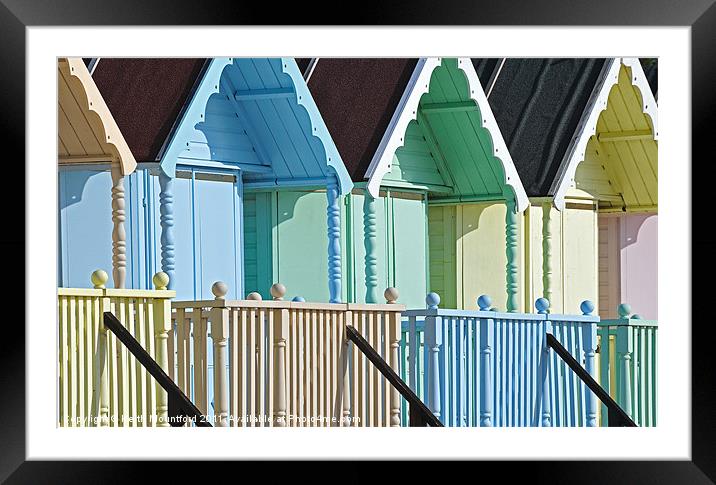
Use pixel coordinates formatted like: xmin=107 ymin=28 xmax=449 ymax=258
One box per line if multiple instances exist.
xmin=537 ymin=298 xmax=552 ymax=427
xmin=326 ymin=176 xmax=342 ymax=303
xmin=158 ymin=171 xmax=176 ymax=289
xmin=425 ymin=294 xmax=442 ymax=422
xmin=363 ymin=190 xmax=378 ymax=303
xmin=541 ymin=201 xmax=553 ymax=307
xmin=110 ymin=165 xmax=127 ymax=289
xmin=95 ymin=270 xmax=111 ymax=427
xmin=505 ymin=198 xmax=519 ymax=312
xmin=617 ymin=322 xmax=634 ymax=419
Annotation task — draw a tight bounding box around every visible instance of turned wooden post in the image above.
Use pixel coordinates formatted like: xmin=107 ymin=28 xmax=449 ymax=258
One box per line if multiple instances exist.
xmin=385 ymin=288 xmax=401 ymax=427
xmin=478 ymin=294 xmax=494 ymax=427
xmin=581 ymin=300 xmax=598 ymax=427
xmin=541 ymin=201 xmax=553 ymax=307
xmin=110 ymin=165 xmax=127 ymax=289
xmin=273 ymin=304 xmax=289 ymax=427
xmin=425 ymin=292 xmax=442 ymax=422
xmin=210 ymin=281 xmax=230 ymax=427
xmin=326 ymin=176 xmax=342 ymax=303
xmin=616 ymin=304 xmax=634 ymax=419
xmin=505 ymin=198 xmax=519 ymax=312
xmin=363 ymin=190 xmax=378 ymax=304
xmin=159 ymin=171 xmax=176 ymax=289
xmin=537 ymin=297 xmax=552 ymax=427
xmin=93 ymin=270 xmax=111 ymax=427
xmin=152 ymin=271 xmax=172 ymax=426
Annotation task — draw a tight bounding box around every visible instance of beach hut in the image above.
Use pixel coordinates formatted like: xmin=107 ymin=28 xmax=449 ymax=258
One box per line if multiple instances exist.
xmin=307 ymin=58 xmax=529 ymax=311
xmin=61 ymin=58 xmax=353 ymax=303
xmin=57 ymin=57 xmax=138 ymax=289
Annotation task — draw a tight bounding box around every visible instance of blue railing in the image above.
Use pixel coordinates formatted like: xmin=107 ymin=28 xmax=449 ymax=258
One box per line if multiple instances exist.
xmin=400 ymin=294 xmax=599 ymax=427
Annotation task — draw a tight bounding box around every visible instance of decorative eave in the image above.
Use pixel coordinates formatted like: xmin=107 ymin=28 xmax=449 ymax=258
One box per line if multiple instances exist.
xmin=159 ymin=58 xmax=353 ymax=195
xmin=363 ymin=57 xmax=529 ymax=212
xmin=58 ymin=58 xmax=137 ymax=175
xmin=551 ymin=58 xmax=659 ymax=211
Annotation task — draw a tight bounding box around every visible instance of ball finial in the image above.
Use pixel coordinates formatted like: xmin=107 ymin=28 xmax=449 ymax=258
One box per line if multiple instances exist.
xmin=580 ymin=300 xmax=595 ymax=316
xmin=426 ymin=292 xmax=440 ymax=309
xmin=270 ymin=283 xmax=286 ymax=300
xmin=91 ymin=269 xmax=109 ymax=289
xmin=535 ymin=298 xmax=550 ymax=314
xmin=384 ymin=287 xmax=399 ymax=304
xmin=152 ymin=271 xmax=170 ymax=290
xmin=211 ymin=281 xmax=228 ymax=299
xmin=292 ymin=296 xmax=306 ymax=302
xmin=246 ymin=292 xmax=262 ymax=301
xmin=617 ymin=303 xmax=632 ymax=319
xmin=477 ymin=294 xmax=492 ymax=311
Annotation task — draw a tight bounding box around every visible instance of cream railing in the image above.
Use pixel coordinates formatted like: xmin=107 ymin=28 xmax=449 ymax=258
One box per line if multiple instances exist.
xmin=170 ymin=284 xmax=405 ymax=427
xmin=57 ymin=270 xmax=175 ymax=427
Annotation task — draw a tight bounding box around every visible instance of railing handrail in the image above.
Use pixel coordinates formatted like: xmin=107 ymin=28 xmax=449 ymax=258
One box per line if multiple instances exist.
xmin=345 ymin=325 xmax=443 ymax=427
xmin=172 ymin=299 xmax=405 ymax=312
xmin=546 ymin=333 xmax=636 ymax=427
xmin=103 ymin=312 xmax=212 ymax=427
xmin=403 ymin=308 xmax=599 ymax=323
xmin=597 ymin=318 xmax=658 ymax=327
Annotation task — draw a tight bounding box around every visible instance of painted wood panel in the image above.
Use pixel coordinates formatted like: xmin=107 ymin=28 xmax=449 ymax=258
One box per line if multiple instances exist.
xmin=598 ymin=216 xmax=621 ymax=319
xmin=619 ymin=213 xmax=657 ymax=320
xmin=58 ymin=169 xmax=154 ymax=289
xmin=459 ymin=203 xmax=518 ymax=312
xmin=575 ymin=64 xmax=657 ymax=210
xmin=390 ymin=194 xmax=429 ymax=309
xmin=562 ymin=203 xmax=599 ymax=315
xmin=428 ymin=206 xmax=457 ymax=309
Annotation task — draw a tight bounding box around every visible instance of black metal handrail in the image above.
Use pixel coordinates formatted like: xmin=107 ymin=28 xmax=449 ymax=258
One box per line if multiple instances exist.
xmin=103 ymin=312 xmax=212 ymax=427
xmin=546 ymin=333 xmax=637 ymax=427
xmin=345 ymin=324 xmax=442 ymax=427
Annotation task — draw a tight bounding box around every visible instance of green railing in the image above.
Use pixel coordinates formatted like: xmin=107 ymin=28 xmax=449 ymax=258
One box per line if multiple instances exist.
xmin=597 ymin=304 xmax=657 ymax=427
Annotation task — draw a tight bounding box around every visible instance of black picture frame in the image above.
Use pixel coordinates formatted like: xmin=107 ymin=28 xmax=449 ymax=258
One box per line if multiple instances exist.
xmin=2 ymin=0 xmax=711 ymax=481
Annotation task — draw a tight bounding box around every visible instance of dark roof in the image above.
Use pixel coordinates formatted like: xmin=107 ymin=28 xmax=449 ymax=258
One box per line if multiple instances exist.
xmin=473 ymin=58 xmax=607 ymax=197
xmin=640 ymin=58 xmax=658 ymax=99
xmin=295 ymin=58 xmax=312 ymax=78
xmin=305 ymin=58 xmax=418 ymax=181
xmin=92 ymin=58 xmax=207 ymax=162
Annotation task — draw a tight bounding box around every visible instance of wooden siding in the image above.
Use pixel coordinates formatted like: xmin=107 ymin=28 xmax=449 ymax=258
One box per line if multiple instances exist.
xmin=58 ymin=58 xmax=136 ymax=174
xmin=386 ymin=59 xmax=509 ymax=201
xmin=598 ymin=216 xmax=621 ymax=319
xmin=160 ymin=58 xmax=352 ymax=194
xmin=347 ymin=191 xmax=428 ymax=309
xmin=575 ymin=64 xmax=657 ymax=210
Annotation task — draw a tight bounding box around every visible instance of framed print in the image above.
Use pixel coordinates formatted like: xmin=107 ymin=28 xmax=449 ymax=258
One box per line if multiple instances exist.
xmin=2 ymin=0 xmax=712 ymax=481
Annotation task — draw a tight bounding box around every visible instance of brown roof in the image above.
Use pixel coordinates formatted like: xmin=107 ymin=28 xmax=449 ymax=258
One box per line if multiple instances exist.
xmin=306 ymin=58 xmax=418 ymax=181
xmin=92 ymin=58 xmax=207 ymax=162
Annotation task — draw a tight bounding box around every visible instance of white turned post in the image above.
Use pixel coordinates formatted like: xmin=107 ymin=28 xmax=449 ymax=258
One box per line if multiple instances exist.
xmin=93 ymin=270 xmax=111 ymax=427
xmin=211 ymin=281 xmax=230 ymax=427
xmin=273 ymin=308 xmax=289 ymax=427
xmin=110 ymin=165 xmax=127 ymax=289
xmin=152 ymin=272 xmax=172 ymax=426
xmin=386 ymin=288 xmax=401 ymax=427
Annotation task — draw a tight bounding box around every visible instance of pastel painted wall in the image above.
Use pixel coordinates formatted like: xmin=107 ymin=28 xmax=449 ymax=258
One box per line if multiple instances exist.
xmin=598 ymin=213 xmax=658 ymax=319
xmin=58 ymin=167 xmax=243 ymax=300
xmin=347 ymin=190 xmax=428 ymax=309
xmin=428 ymin=201 xmax=525 ymax=312
xmin=523 ymin=198 xmax=599 ymax=315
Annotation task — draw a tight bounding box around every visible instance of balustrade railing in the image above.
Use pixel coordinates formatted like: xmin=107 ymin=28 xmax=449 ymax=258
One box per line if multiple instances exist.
xmin=401 ymin=294 xmax=600 ymax=427
xmin=597 ymin=304 xmax=657 ymax=426
xmin=170 ymin=284 xmax=405 ymax=427
xmin=57 ymin=270 xmax=175 ymax=427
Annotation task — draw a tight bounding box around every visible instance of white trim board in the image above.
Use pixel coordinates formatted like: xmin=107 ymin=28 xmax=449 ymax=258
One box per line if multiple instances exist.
xmin=363 ymin=57 xmax=529 ymax=212
xmin=551 ymin=57 xmax=659 ymax=211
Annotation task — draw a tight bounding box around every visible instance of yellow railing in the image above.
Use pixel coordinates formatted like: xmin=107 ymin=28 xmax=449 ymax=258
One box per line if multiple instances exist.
xmin=57 ymin=270 xmax=175 ymax=427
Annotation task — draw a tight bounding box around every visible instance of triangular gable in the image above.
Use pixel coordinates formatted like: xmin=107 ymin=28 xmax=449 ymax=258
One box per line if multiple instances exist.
xmin=552 ymin=58 xmax=658 ymax=210
xmin=364 ymin=58 xmax=529 ymax=212
xmin=58 ymin=58 xmax=136 ymax=175
xmin=160 ymin=58 xmax=353 ymax=195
